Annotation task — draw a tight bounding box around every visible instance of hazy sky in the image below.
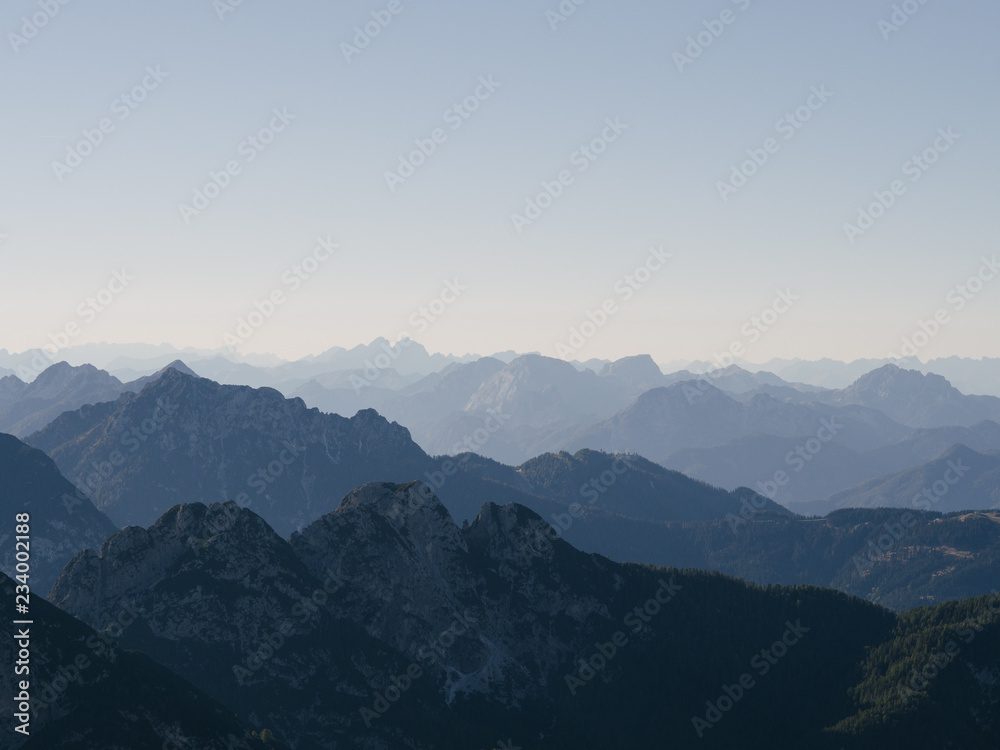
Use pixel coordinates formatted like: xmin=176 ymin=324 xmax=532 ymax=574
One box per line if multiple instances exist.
xmin=2 ymin=0 xmax=998 ymax=364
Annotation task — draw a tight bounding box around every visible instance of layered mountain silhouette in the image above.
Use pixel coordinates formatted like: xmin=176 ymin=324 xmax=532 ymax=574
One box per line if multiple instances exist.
xmin=23 ymin=369 xmax=784 ymax=538
xmin=19 ymin=365 xmax=1000 ymax=611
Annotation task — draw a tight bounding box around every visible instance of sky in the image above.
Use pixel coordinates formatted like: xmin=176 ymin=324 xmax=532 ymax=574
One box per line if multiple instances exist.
xmin=1 ymin=0 xmax=998 ymax=365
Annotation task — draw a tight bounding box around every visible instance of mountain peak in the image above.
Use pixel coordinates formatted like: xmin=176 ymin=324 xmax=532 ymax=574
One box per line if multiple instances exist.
xmin=598 ymin=354 xmax=664 ymax=385
xmin=157 ymin=359 xmax=198 ymax=377
xmin=334 ymin=480 xmax=461 ymax=540
xmin=853 ymin=363 xmax=952 ymax=390
xmin=464 ymin=500 xmax=566 ymax=565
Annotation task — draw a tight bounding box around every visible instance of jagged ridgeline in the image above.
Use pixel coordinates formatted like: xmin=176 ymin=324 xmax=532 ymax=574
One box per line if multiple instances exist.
xmin=14 ymin=368 xmax=1000 ymax=610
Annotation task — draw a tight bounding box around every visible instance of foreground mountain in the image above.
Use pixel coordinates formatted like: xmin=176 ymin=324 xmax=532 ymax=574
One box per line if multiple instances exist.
xmin=0 ymin=573 xmax=270 ymax=750
xmin=0 ymin=433 xmax=116 ymax=595
xmin=49 ymin=486 xmax=1000 ymax=749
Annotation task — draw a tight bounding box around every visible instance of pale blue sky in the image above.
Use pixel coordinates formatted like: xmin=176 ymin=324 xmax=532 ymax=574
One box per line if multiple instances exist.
xmin=1 ymin=0 xmax=998 ymax=363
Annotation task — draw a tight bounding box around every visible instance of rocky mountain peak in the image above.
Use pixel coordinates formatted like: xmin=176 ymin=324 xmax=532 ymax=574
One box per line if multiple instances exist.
xmin=598 ymin=354 xmax=665 ymax=388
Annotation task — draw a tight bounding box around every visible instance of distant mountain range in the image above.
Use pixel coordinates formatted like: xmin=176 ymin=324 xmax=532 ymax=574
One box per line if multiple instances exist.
xmin=37 ymin=485 xmax=1000 ymax=749
xmin=5 ymin=341 xmax=1000 ymax=394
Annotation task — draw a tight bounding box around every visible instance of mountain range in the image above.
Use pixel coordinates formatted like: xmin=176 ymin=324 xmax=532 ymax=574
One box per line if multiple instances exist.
xmin=10 ymin=364 xmax=1000 ymax=610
